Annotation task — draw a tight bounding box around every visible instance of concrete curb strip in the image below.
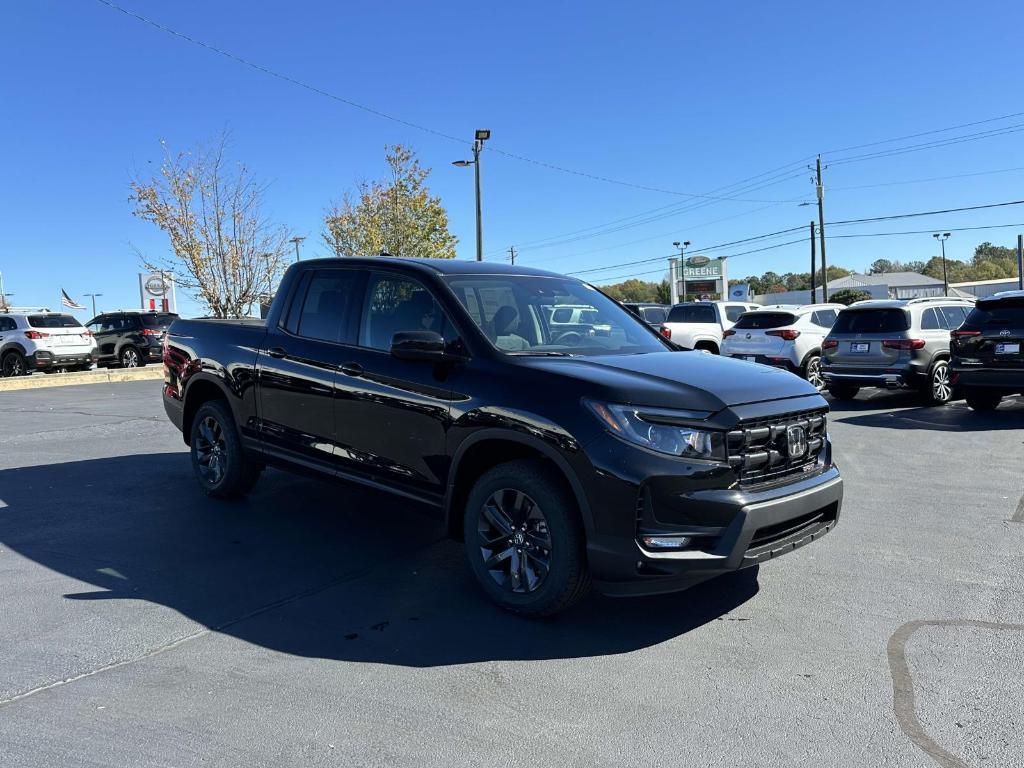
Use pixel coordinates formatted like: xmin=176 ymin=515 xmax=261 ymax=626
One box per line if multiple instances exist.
xmin=0 ymin=367 xmax=164 ymax=392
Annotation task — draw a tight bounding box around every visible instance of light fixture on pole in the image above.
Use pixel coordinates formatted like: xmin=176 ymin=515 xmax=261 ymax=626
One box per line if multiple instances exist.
xmin=672 ymin=241 xmax=691 ymax=301
xmin=932 ymin=232 xmax=951 ymax=297
xmin=83 ymin=293 xmax=103 ymax=317
xmin=453 ymin=129 xmax=491 ymax=261
xmin=289 ymin=236 xmax=306 ymax=262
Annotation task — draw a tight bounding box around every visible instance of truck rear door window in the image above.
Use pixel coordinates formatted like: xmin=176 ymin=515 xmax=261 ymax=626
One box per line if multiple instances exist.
xmin=831 ymin=309 xmax=910 ymax=333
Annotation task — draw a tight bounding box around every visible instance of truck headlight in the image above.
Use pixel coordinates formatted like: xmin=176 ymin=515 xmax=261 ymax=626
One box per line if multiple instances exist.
xmin=585 ymin=401 xmax=724 ymax=460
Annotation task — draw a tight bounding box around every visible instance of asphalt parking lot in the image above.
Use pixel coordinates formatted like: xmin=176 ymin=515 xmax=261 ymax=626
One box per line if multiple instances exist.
xmin=1 ymin=381 xmax=1022 ymax=767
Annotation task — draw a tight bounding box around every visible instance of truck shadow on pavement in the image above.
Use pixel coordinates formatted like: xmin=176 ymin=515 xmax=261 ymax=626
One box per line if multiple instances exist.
xmin=828 ymin=392 xmax=1023 ymax=432
xmin=0 ymin=453 xmax=758 ymax=668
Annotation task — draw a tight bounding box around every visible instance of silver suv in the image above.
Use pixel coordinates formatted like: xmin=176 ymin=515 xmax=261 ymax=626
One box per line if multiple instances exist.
xmin=820 ymin=297 xmax=975 ymax=405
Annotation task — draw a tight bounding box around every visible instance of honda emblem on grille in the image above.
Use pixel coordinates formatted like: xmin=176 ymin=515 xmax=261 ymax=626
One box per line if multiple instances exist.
xmin=786 ymin=425 xmax=807 ymax=458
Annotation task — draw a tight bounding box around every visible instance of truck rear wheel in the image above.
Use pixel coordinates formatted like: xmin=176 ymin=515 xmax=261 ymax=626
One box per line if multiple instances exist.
xmin=463 ymin=460 xmax=590 ymax=617
xmin=189 ymin=400 xmax=262 ymax=498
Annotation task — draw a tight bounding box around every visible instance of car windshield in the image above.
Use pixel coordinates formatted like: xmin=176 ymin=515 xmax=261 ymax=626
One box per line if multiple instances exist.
xmin=733 ymin=312 xmax=796 ymax=329
xmin=443 ymin=275 xmax=668 ymax=356
xmin=967 ymin=298 xmax=1024 ymax=328
xmin=28 ymin=314 xmax=82 ymax=328
xmin=831 ymin=308 xmax=910 ymax=333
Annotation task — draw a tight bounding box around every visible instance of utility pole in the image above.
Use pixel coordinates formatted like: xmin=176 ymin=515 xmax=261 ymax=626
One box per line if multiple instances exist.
xmin=508 ymin=246 xmax=517 ymax=265
xmin=809 ymin=221 xmax=817 ymax=303
xmin=1017 ymin=234 xmax=1023 ymax=291
xmin=289 ymin=236 xmax=306 ymax=262
xmin=814 ymin=156 xmax=829 ymax=300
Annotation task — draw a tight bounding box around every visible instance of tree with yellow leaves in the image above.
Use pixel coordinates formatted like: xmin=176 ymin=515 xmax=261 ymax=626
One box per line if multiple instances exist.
xmin=324 ymin=145 xmax=457 ymax=259
xmin=130 ymin=134 xmax=291 ymax=317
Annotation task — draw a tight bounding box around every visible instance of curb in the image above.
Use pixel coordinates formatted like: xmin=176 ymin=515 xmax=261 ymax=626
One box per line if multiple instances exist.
xmin=0 ymin=366 xmax=164 ymax=392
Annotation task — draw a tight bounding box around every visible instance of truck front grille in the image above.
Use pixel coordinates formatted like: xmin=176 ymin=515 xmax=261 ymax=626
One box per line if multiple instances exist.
xmin=727 ymin=409 xmax=827 ymax=487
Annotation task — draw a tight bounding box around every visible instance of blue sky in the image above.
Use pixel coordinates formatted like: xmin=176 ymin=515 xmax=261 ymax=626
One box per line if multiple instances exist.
xmin=2 ymin=0 xmax=1023 ymax=316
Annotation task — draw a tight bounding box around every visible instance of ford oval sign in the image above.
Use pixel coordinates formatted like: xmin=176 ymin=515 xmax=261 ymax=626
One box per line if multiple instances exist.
xmin=686 ymin=255 xmax=710 ymax=267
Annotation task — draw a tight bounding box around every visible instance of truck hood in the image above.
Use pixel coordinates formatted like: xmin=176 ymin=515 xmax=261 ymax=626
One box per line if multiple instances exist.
xmin=518 ymin=351 xmax=820 ymax=412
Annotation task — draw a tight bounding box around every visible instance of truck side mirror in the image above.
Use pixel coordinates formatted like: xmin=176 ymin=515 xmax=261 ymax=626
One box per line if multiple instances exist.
xmin=390 ymin=330 xmax=449 ymax=362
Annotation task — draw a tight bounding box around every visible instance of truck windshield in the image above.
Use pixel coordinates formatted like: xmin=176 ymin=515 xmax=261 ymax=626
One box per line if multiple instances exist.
xmin=443 ymin=275 xmax=668 ymax=356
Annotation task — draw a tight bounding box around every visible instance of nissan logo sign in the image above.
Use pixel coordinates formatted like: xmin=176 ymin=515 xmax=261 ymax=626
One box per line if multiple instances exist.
xmin=686 ymin=255 xmax=710 ymax=267
xmin=145 ymin=276 xmax=168 ymax=296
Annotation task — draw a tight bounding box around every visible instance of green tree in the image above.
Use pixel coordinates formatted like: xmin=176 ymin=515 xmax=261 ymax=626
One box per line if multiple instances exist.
xmin=868 ymin=258 xmax=895 ymax=274
xmin=655 ymin=280 xmax=671 ymax=304
xmin=600 ymin=278 xmax=662 ymax=302
xmin=829 ymin=288 xmax=871 ymax=306
xmin=324 ymin=145 xmax=457 ymax=259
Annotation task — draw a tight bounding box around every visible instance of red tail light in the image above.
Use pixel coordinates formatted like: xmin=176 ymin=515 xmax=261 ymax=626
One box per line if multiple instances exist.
xmin=24 ymin=330 xmax=49 ymax=339
xmin=722 ymin=329 xmax=736 ymax=338
xmin=141 ymin=328 xmax=160 ymax=336
xmin=82 ymin=330 xmax=94 ymax=338
xmin=766 ymin=329 xmax=800 ymax=341
xmin=822 ymin=339 xmax=838 ymax=350
xmin=882 ymin=339 xmax=926 ymax=350
xmin=660 ymin=327 xmax=672 ymax=339
xmin=951 ymin=329 xmax=982 ymax=338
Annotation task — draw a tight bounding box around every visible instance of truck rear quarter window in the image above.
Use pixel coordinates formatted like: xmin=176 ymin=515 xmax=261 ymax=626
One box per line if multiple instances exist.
xmin=831 ymin=308 xmax=910 ymax=334
xmin=294 ymin=270 xmax=362 ymax=343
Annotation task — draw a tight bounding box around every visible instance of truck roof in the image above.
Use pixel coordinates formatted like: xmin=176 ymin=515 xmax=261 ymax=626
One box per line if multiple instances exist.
xmin=296 ymin=256 xmax=566 ymax=279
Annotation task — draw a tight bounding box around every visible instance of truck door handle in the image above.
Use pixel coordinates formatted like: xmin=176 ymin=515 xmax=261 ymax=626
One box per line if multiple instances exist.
xmin=267 ymin=346 xmax=287 ymax=359
xmin=340 ymin=362 xmax=363 ymax=377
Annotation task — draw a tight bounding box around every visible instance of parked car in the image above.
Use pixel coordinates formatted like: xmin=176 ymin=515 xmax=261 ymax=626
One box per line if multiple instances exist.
xmin=950 ymin=290 xmax=1024 ymax=411
xmin=621 ymin=302 xmax=669 ymax=328
xmin=85 ymin=310 xmax=179 ymax=368
xmin=722 ymin=304 xmax=845 ymax=390
xmin=0 ymin=311 xmax=96 ymax=376
xmin=162 ymin=258 xmax=842 ymax=616
xmin=658 ymin=301 xmax=760 ymax=353
xmin=820 ymin=297 xmax=975 ymax=405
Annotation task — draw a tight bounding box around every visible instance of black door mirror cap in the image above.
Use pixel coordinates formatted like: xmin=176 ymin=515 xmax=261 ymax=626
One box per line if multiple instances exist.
xmin=390 ymin=330 xmax=458 ymax=362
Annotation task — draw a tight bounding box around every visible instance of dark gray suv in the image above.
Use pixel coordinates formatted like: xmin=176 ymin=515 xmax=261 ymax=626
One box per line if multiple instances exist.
xmin=820 ymin=297 xmax=975 ymax=405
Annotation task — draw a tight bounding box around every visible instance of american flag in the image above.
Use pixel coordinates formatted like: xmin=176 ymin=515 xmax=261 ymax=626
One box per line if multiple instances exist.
xmin=61 ymin=289 xmax=86 ymax=310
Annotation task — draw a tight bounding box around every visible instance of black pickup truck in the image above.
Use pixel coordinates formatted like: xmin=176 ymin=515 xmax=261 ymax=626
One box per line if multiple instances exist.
xmin=163 ymin=257 xmax=843 ymax=615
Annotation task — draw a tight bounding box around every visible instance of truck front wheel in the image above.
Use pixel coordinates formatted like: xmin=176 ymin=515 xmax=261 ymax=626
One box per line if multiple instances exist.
xmin=463 ymin=460 xmax=590 ymax=617
xmin=189 ymin=400 xmax=262 ymax=498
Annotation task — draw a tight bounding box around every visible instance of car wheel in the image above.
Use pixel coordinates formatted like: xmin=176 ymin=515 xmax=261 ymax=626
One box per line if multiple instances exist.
xmin=463 ymin=460 xmax=591 ymax=617
xmin=803 ymin=354 xmax=825 ymax=391
xmin=922 ymin=360 xmax=952 ymax=405
xmin=827 ymin=383 xmax=860 ymax=400
xmin=964 ymin=388 xmax=1002 ymax=412
xmin=120 ymin=347 xmax=143 ymax=368
xmin=1 ymin=351 xmax=27 ymax=377
xmin=189 ymin=400 xmax=262 ymax=498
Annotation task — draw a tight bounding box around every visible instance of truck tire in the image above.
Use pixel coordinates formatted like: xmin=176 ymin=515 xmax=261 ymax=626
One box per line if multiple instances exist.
xmin=827 ymin=383 xmax=860 ymax=400
xmin=189 ymin=400 xmax=262 ymax=498
xmin=964 ymin=388 xmax=1002 ymax=412
xmin=463 ymin=460 xmax=591 ymax=617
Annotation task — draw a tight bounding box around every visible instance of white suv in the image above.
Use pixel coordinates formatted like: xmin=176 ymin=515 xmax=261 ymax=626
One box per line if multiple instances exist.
xmin=0 ymin=312 xmax=97 ymax=376
xmin=721 ymin=304 xmax=844 ymax=389
xmin=658 ymin=301 xmax=760 ymax=353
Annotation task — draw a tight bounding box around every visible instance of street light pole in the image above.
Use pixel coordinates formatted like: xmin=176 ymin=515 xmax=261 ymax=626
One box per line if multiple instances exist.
xmin=453 ymin=129 xmax=491 ymax=261
xmin=672 ymin=241 xmax=691 ymax=301
xmin=289 ymin=236 xmax=306 ymax=262
xmin=933 ymin=232 xmax=951 ymax=297
xmin=83 ymin=293 xmax=103 ymax=317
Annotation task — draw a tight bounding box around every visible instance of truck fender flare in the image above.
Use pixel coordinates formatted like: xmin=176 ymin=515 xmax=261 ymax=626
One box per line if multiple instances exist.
xmin=444 ymin=428 xmax=595 ymax=537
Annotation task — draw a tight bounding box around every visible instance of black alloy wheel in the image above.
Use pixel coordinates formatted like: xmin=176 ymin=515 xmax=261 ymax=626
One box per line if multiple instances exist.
xmin=188 ymin=400 xmax=262 ymax=498
xmin=477 ymin=489 xmax=553 ymax=594
xmin=194 ymin=414 xmax=228 ymax=486
xmin=120 ymin=347 xmax=140 ymax=368
xmin=2 ymin=352 xmax=26 ymax=377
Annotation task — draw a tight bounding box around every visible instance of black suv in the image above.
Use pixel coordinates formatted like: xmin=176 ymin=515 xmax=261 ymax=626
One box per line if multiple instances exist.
xmin=621 ymin=302 xmax=669 ymax=328
xmin=86 ymin=311 xmax=178 ymax=368
xmin=951 ymin=290 xmax=1024 ymax=411
xmin=162 ymin=258 xmax=843 ymax=616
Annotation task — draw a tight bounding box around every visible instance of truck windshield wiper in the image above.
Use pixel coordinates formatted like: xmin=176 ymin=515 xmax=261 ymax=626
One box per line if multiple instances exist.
xmin=507 ymin=350 xmax=574 ymax=356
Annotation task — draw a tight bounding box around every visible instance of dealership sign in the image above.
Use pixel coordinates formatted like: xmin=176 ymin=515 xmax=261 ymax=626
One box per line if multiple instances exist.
xmin=138 ymin=271 xmax=177 ymax=312
xmin=683 ymin=256 xmax=724 ymax=279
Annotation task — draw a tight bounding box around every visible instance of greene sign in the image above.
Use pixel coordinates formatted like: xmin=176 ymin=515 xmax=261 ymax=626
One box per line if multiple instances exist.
xmin=683 ymin=256 xmax=724 ymax=279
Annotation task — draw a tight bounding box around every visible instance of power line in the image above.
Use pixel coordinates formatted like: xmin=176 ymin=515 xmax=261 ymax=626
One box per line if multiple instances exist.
xmin=828 ymin=166 xmax=1024 ymax=192
xmin=820 ymin=111 xmax=1024 ymax=156
xmin=827 ymin=199 xmax=1024 ymax=226
xmin=828 ymin=124 xmax=1024 ymax=166
xmin=829 ymin=222 xmax=1024 ymax=239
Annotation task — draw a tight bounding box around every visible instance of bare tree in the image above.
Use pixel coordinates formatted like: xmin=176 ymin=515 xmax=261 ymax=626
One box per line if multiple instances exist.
xmin=130 ymin=133 xmax=290 ymax=317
